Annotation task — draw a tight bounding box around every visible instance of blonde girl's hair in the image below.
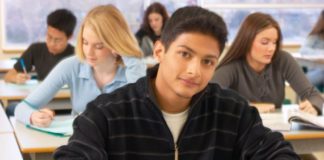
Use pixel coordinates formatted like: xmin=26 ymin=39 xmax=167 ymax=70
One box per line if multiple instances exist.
xmin=76 ymin=5 xmax=143 ymax=63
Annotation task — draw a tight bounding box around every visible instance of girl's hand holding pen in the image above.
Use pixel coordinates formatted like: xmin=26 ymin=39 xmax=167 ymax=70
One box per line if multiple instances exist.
xmin=30 ymin=108 xmax=55 ymax=127
xmin=15 ymin=73 xmax=30 ymax=84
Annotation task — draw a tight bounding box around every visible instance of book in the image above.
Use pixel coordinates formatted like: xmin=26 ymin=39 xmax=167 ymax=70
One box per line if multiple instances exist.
xmin=261 ymin=113 xmax=291 ymax=131
xmin=261 ymin=104 xmax=324 ymax=131
xmin=288 ymin=109 xmax=324 ymax=130
xmin=26 ymin=118 xmax=74 ymax=137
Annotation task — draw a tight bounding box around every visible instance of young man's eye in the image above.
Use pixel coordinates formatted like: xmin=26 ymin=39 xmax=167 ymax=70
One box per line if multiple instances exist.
xmin=202 ymin=59 xmax=215 ymax=66
xmin=179 ymin=51 xmax=190 ymax=58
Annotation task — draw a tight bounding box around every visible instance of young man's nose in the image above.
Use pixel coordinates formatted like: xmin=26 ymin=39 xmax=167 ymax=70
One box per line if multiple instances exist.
xmin=187 ymin=60 xmax=201 ymax=77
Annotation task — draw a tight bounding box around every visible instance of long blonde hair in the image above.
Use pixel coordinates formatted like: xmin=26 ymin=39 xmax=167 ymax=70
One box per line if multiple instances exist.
xmin=76 ymin=5 xmax=143 ymax=63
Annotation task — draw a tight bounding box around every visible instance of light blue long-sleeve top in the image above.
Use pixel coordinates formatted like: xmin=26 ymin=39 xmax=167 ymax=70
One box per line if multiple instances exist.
xmin=15 ymin=56 xmax=147 ymax=125
xmin=300 ymin=35 xmax=324 ymax=56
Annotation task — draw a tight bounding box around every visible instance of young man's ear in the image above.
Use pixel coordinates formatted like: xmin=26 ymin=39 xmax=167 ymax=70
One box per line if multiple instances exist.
xmin=153 ymin=40 xmax=165 ymax=63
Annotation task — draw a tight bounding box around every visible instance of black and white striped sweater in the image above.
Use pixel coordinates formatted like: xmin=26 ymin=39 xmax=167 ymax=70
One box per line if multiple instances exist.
xmin=54 ymin=66 xmax=299 ymax=160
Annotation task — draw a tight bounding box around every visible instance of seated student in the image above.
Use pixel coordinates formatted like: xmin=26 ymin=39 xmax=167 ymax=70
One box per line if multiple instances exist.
xmin=212 ymin=12 xmax=324 ymax=115
xmin=4 ymin=8 xmax=76 ymax=117
xmin=14 ymin=5 xmax=146 ymax=127
xmin=54 ymin=6 xmax=298 ymax=159
xmin=300 ymin=10 xmax=324 ymax=90
xmin=4 ymin=9 xmax=76 ymax=84
xmin=135 ymin=2 xmax=169 ymax=57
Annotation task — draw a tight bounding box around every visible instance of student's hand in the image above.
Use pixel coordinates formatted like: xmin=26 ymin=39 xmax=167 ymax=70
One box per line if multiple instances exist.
xmin=250 ymin=103 xmax=276 ymax=113
xmin=16 ymin=73 xmax=30 ymax=84
xmin=30 ymin=108 xmax=55 ymax=127
xmin=299 ymin=100 xmax=318 ymax=115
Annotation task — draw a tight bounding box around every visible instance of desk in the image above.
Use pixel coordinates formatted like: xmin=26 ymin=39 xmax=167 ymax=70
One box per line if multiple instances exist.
xmin=0 ymin=133 xmax=23 ymax=160
xmin=0 ymin=80 xmax=70 ymax=107
xmin=292 ymin=53 xmax=324 ymax=69
xmin=261 ymin=108 xmax=324 ymax=154
xmin=282 ymin=124 xmax=324 ymax=154
xmin=0 ymin=59 xmax=16 ymax=73
xmin=0 ymin=104 xmax=13 ymax=133
xmin=10 ymin=117 xmax=70 ymax=160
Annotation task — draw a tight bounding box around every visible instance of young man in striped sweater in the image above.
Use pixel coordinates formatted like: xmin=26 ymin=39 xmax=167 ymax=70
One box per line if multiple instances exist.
xmin=54 ymin=6 xmax=299 ymax=160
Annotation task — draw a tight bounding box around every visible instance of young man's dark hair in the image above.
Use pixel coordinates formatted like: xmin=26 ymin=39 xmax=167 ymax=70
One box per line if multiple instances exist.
xmin=160 ymin=6 xmax=228 ymax=53
xmin=47 ymin=8 xmax=77 ymax=37
xmin=54 ymin=6 xmax=299 ymax=160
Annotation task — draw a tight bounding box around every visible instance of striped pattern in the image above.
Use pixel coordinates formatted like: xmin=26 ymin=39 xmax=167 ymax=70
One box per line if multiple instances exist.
xmin=54 ymin=67 xmax=299 ymax=160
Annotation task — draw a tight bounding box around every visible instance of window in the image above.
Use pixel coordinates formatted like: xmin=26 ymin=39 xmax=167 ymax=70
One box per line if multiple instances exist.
xmin=1 ymin=0 xmax=323 ymax=51
xmin=202 ymin=1 xmax=323 ymax=44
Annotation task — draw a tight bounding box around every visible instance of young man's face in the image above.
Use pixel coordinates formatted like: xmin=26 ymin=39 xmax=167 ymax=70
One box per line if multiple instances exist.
xmin=46 ymin=26 xmax=70 ymax=55
xmin=154 ymin=32 xmax=220 ymax=100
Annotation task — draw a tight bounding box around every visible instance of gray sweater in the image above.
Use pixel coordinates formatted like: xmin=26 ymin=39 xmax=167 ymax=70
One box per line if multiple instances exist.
xmin=212 ymin=50 xmax=324 ymax=112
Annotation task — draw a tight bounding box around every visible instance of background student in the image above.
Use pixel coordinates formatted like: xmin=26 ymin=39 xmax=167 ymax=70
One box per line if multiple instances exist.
xmin=4 ymin=8 xmax=76 ymax=84
xmin=54 ymin=6 xmax=298 ymax=159
xmin=300 ymin=10 xmax=324 ymax=90
xmin=212 ymin=12 xmax=324 ymax=115
xmin=135 ymin=2 xmax=169 ymax=57
xmin=14 ymin=4 xmax=146 ymax=127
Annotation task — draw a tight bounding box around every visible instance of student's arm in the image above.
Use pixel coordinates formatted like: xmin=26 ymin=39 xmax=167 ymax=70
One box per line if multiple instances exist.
xmin=300 ymin=35 xmax=323 ymax=55
xmin=4 ymin=69 xmax=30 ymax=84
xmin=14 ymin=57 xmax=75 ymax=126
xmin=280 ymin=50 xmax=323 ymax=114
xmin=54 ymin=100 xmax=109 ymax=159
xmin=122 ymin=56 xmax=147 ymax=83
xmin=4 ymin=44 xmax=37 ymax=84
xmin=234 ymin=104 xmax=299 ymax=159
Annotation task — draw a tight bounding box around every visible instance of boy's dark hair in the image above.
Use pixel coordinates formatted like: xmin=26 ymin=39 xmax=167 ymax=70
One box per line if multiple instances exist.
xmin=47 ymin=9 xmax=77 ymax=37
xmin=160 ymin=6 xmax=228 ymax=53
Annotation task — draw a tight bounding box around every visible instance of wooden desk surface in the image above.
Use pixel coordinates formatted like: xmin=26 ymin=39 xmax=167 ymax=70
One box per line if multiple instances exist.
xmin=0 ymin=105 xmax=13 ymax=133
xmin=10 ymin=117 xmax=69 ymax=153
xmin=283 ymin=128 xmax=324 ymax=140
xmin=0 ymin=59 xmax=16 ymax=73
xmin=0 ymin=80 xmax=70 ymax=107
xmin=0 ymin=133 xmax=23 ymax=160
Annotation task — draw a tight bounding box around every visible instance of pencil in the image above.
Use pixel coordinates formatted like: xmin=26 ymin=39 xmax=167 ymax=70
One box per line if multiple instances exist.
xmin=19 ymin=59 xmax=27 ymax=74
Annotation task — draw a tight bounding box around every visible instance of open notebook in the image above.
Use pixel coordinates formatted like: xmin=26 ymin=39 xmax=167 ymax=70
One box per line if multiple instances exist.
xmin=261 ymin=104 xmax=324 ymax=131
xmin=288 ymin=109 xmax=324 ymax=130
xmin=26 ymin=118 xmax=74 ymax=137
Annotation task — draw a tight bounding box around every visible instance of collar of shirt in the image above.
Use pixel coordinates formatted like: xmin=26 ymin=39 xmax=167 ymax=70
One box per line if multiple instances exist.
xmin=78 ymin=62 xmax=127 ymax=85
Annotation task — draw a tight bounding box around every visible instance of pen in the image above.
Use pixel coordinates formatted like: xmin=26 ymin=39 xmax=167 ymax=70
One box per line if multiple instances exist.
xmin=19 ymin=59 xmax=27 ymax=74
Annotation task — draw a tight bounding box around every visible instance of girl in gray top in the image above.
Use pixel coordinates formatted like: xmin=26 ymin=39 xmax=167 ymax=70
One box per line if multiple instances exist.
xmin=212 ymin=12 xmax=324 ymax=115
